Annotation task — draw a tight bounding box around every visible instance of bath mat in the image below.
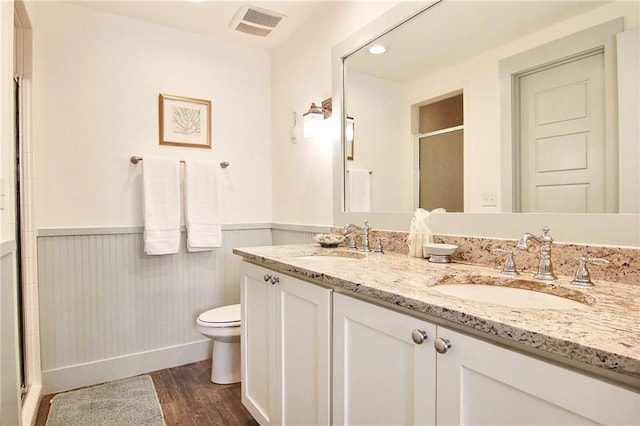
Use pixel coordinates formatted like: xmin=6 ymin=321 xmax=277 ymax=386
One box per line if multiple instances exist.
xmin=46 ymin=375 xmax=165 ymax=426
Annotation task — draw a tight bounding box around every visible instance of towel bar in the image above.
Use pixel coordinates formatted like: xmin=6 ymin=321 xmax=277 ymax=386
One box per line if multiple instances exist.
xmin=130 ymin=156 xmax=230 ymax=168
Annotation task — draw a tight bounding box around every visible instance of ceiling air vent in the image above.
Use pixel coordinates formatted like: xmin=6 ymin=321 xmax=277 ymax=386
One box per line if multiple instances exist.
xmin=230 ymin=5 xmax=286 ymax=38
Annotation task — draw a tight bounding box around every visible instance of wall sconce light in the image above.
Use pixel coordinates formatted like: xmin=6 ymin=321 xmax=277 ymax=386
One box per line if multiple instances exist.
xmin=303 ymin=98 xmax=332 ymax=138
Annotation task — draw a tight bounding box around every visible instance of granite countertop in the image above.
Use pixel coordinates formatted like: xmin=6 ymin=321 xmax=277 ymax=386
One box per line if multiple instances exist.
xmin=233 ymin=244 xmax=640 ymax=387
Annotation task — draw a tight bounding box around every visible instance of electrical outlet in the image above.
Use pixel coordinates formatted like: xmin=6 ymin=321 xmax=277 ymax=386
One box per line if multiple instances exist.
xmin=482 ymin=191 xmax=497 ymax=207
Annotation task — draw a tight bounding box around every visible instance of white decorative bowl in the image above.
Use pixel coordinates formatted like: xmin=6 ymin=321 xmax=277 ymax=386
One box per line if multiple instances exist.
xmin=314 ymin=233 xmax=346 ymax=248
xmin=423 ymin=243 xmax=458 ymax=263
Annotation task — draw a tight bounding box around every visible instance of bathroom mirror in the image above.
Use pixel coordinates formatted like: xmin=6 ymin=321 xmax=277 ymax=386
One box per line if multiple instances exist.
xmin=331 ymin=0 xmax=640 ymax=246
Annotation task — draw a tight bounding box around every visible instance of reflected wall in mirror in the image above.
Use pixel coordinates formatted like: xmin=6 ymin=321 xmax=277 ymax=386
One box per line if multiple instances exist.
xmin=342 ymin=0 xmax=639 ymax=214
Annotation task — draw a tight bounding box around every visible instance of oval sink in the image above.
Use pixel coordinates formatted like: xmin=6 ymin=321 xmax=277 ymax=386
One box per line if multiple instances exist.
xmin=432 ymin=284 xmax=586 ymax=309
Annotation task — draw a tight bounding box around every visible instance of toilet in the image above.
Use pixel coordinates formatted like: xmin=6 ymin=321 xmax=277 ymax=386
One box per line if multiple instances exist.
xmin=196 ymin=304 xmax=241 ymax=384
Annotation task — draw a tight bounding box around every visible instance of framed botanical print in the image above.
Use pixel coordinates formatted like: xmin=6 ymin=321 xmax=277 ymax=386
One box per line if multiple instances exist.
xmin=159 ymin=93 xmax=211 ymax=149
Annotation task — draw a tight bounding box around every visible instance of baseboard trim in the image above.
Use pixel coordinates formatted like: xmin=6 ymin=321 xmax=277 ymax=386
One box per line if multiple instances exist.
xmin=41 ymin=340 xmax=212 ymax=394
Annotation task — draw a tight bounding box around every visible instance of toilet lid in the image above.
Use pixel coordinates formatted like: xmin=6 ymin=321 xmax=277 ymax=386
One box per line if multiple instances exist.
xmin=198 ymin=304 xmax=241 ymax=326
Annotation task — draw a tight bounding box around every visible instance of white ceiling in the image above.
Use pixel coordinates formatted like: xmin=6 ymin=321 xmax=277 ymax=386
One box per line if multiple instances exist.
xmin=346 ymin=0 xmax=611 ymax=82
xmin=70 ymin=0 xmax=330 ymax=50
xmin=69 ymin=0 xmax=614 ymax=74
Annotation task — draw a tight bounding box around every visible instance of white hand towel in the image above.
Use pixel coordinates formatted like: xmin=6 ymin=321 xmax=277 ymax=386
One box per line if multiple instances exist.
xmin=185 ymin=159 xmax=222 ymax=251
xmin=143 ymin=156 xmax=181 ymax=255
xmin=348 ymin=169 xmax=371 ymax=212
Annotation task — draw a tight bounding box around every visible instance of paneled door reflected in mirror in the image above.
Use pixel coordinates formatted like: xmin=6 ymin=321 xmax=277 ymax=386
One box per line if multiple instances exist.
xmin=518 ymin=52 xmax=605 ymax=213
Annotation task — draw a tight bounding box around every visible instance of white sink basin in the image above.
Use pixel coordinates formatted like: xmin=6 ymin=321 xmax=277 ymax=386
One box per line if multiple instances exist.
xmin=432 ymin=284 xmax=586 ymax=309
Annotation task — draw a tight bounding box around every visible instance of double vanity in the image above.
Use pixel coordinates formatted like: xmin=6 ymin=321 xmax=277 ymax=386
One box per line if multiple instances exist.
xmin=234 ymin=234 xmax=640 ymax=425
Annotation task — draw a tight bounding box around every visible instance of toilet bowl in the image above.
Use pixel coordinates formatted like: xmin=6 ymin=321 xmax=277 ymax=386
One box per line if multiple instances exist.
xmin=197 ymin=304 xmax=241 ymax=384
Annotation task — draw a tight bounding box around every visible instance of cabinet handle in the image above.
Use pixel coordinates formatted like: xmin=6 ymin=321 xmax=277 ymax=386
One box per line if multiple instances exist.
xmin=434 ymin=337 xmax=452 ymax=354
xmin=263 ymin=274 xmax=280 ymax=285
xmin=411 ymin=329 xmax=428 ymax=344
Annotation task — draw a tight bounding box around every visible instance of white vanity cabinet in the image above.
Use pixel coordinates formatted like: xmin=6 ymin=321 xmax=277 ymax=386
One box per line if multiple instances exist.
xmin=332 ymin=294 xmax=639 ymax=426
xmin=333 ymin=293 xmax=438 ymax=425
xmin=240 ymin=261 xmax=332 ymax=426
xmin=241 ymin=260 xmax=639 ymax=426
xmin=435 ymin=326 xmax=640 ymax=425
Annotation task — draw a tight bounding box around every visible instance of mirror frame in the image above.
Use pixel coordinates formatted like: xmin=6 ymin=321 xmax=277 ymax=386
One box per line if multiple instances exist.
xmin=331 ymin=0 xmax=640 ymax=247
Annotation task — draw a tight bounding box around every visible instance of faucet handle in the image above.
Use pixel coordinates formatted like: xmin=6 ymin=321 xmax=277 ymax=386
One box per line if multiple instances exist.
xmin=374 ymin=237 xmax=389 ymax=253
xmin=571 ymin=257 xmax=609 ymax=287
xmin=345 ymin=233 xmax=358 ymax=250
xmin=493 ymin=248 xmax=519 ymax=275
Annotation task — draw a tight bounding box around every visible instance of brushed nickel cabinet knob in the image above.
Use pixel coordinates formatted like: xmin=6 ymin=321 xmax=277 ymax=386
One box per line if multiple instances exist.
xmin=411 ymin=329 xmax=428 ymax=344
xmin=434 ymin=337 xmax=452 ymax=354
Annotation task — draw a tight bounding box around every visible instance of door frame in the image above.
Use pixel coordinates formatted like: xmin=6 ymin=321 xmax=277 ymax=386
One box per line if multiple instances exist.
xmin=13 ymin=3 xmax=42 ymax=423
xmin=499 ymin=18 xmax=623 ymax=212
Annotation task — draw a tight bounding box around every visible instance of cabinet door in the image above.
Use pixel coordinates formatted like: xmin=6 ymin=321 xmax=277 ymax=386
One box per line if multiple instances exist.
xmin=276 ymin=274 xmax=332 ymax=425
xmin=241 ymin=262 xmax=276 ymax=425
xmin=436 ymin=326 xmax=640 ymax=425
xmin=333 ymin=293 xmax=437 ymax=425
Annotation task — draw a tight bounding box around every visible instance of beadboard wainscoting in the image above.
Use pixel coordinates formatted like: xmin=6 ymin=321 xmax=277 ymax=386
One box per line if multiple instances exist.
xmin=37 ymin=224 xmax=322 ymax=394
xmin=271 ymin=223 xmax=329 ymax=245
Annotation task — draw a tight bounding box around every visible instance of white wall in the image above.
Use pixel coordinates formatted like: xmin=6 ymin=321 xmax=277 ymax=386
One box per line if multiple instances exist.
xmin=270 ymin=1 xmax=398 ymax=226
xmin=26 ymin=1 xmax=272 ymax=229
xmin=347 ymin=71 xmax=410 ymax=212
xmin=21 ymin=0 xmax=276 ymax=395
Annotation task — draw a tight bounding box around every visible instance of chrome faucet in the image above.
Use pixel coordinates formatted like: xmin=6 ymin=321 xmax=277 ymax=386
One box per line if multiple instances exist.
xmin=342 ymin=223 xmax=359 ymax=250
xmin=361 ymin=220 xmax=371 ymax=252
xmin=342 ymin=220 xmax=372 ymax=252
xmin=516 ymin=226 xmax=557 ymax=281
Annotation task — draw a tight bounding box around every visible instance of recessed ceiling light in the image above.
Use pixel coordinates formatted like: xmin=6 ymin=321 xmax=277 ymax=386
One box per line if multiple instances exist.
xmin=368 ymin=45 xmax=387 ymax=55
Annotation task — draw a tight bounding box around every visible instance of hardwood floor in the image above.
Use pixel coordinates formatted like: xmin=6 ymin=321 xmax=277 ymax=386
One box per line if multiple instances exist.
xmin=35 ymin=360 xmax=259 ymax=426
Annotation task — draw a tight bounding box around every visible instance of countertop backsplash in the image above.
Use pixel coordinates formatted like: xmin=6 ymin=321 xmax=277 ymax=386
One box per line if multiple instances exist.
xmin=331 ymin=227 xmax=640 ymax=286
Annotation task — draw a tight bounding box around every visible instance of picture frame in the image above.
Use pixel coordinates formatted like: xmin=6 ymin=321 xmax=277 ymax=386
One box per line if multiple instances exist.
xmin=346 ymin=116 xmax=355 ymax=161
xmin=159 ymin=93 xmax=211 ymax=149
